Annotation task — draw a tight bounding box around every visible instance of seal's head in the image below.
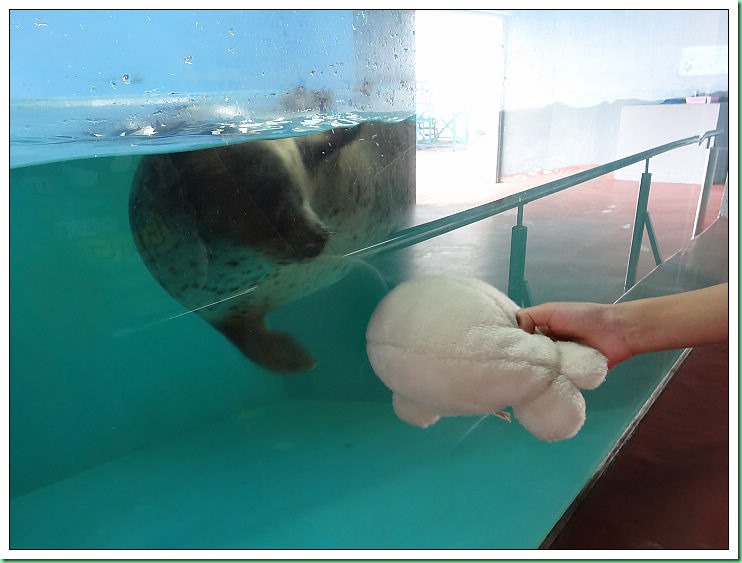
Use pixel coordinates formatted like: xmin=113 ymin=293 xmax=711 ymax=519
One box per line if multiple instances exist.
xmin=129 ymin=120 xmax=415 ymax=373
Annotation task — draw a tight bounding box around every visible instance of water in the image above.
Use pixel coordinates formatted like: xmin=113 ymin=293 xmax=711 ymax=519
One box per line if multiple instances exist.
xmin=10 ymin=92 xmax=414 ymax=168
xmin=10 ymin=105 xmax=415 ymax=493
xmin=10 ymin=102 xmax=693 ymax=550
xmin=13 ymin=117 xmax=552 ymax=549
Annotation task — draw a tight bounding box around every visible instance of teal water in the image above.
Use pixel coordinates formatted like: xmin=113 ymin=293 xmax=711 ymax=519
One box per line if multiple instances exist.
xmin=10 ymin=114 xmax=692 ymax=549
xmin=10 ymin=112 xmax=412 ymax=498
xmin=10 ymin=96 xmax=414 ymax=168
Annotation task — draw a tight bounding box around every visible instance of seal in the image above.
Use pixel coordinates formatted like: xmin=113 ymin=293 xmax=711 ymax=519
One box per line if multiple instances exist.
xmin=129 ymin=119 xmax=415 ymax=373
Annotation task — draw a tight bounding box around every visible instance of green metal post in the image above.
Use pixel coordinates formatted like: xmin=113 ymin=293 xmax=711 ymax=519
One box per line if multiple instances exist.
xmin=508 ymin=205 xmax=532 ymax=307
xmin=625 ymin=161 xmax=652 ymax=291
xmin=643 ymin=213 xmax=663 ymax=266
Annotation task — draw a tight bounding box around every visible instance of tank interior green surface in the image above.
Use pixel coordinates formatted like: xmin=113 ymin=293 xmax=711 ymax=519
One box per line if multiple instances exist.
xmin=9 ymin=151 xmax=728 ymax=548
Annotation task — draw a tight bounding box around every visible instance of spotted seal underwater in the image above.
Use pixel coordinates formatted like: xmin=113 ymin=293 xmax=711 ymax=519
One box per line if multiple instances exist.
xmin=129 ymin=119 xmax=415 ymax=373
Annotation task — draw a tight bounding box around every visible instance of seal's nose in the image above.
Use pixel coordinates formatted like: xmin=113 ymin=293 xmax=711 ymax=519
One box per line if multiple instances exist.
xmin=296 ymin=226 xmax=329 ymax=259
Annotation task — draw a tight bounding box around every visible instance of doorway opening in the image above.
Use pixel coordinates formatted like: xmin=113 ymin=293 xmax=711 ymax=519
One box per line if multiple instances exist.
xmin=415 ymin=10 xmax=505 ymax=203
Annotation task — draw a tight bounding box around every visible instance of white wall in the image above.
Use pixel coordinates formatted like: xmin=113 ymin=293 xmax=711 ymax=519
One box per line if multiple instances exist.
xmin=614 ymin=103 xmax=720 ymax=183
xmin=503 ymin=10 xmax=728 ymax=111
xmin=498 ymin=9 xmax=729 ymax=176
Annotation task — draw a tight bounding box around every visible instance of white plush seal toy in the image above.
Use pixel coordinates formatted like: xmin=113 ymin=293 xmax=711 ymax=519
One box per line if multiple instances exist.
xmin=365 ymin=276 xmax=609 ymax=441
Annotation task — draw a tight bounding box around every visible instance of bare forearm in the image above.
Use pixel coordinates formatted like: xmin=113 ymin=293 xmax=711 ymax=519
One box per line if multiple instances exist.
xmin=517 ymin=283 xmax=729 ymax=369
xmin=614 ymin=283 xmax=729 ymax=357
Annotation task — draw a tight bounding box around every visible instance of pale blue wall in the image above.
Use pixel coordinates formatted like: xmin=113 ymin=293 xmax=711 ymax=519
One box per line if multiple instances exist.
xmin=10 ymin=10 xmax=355 ymax=100
xmin=9 ymin=9 xmax=415 ymax=168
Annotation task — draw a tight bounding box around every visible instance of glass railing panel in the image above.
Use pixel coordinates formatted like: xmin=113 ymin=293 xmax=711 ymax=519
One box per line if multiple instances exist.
xmin=9 ymin=7 xmax=731 ymax=551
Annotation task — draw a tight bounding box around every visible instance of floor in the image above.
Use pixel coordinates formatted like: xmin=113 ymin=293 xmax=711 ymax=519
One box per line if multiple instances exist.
xmin=549 ymin=340 xmax=730 ymax=549
xmin=544 ymin=200 xmax=730 ymax=550
xmin=411 ymin=148 xmax=726 ymax=305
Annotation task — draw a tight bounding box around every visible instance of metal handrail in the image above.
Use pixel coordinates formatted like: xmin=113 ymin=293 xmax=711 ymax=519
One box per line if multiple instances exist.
xmin=345 ymin=130 xmax=721 ymax=261
xmin=698 ymin=128 xmax=724 ymax=147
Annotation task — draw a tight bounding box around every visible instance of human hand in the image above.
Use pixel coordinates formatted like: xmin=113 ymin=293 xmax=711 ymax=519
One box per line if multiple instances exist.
xmin=516 ymin=301 xmax=633 ymax=370
xmin=516 ymin=284 xmax=728 ymax=370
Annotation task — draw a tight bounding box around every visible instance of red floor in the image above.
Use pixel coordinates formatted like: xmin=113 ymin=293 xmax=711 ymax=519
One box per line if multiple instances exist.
xmin=533 ymin=175 xmax=730 ymax=549
xmin=550 ymin=341 xmax=730 ymax=549
xmin=495 ymin=169 xmax=734 ymax=549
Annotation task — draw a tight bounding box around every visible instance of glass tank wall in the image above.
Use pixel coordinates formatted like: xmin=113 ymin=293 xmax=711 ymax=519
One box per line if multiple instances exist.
xmin=8 ymin=9 xmax=732 ymax=551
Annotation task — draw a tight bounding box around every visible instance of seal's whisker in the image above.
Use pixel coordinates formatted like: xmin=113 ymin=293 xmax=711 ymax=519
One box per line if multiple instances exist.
xmin=111 ymin=285 xmax=256 ymax=336
xmin=166 ymin=285 xmax=259 ymax=321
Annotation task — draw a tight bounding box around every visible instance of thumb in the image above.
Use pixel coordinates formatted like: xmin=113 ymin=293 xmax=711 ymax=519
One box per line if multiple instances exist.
xmin=516 ymin=303 xmax=561 ymax=336
xmin=515 ymin=309 xmax=537 ymax=333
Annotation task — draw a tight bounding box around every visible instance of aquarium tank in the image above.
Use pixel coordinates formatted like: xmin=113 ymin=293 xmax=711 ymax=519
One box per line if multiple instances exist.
xmin=9 ymin=8 xmax=731 ymax=552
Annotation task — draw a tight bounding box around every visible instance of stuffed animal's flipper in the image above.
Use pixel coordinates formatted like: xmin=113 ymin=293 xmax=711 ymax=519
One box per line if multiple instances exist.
xmin=392 ymin=393 xmax=441 ymax=428
xmin=513 ymin=375 xmax=586 ymax=441
xmin=556 ymin=340 xmax=608 ymax=390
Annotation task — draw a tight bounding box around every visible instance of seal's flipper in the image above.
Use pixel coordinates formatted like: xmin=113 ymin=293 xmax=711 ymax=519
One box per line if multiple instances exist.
xmin=215 ymin=312 xmax=316 ymax=373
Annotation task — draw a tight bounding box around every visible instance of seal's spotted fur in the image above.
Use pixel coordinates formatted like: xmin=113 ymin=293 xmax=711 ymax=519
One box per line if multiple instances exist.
xmin=130 ymin=120 xmax=415 ymax=372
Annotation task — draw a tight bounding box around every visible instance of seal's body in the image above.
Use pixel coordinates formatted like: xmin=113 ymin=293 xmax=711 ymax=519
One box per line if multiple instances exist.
xmin=129 ymin=120 xmax=415 ymax=372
